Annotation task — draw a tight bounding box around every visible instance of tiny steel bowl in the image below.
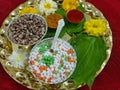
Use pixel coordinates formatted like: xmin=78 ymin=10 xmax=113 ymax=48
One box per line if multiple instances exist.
xmin=66 ymin=9 xmax=84 ymax=23
xmin=6 ymin=14 xmax=48 ymax=46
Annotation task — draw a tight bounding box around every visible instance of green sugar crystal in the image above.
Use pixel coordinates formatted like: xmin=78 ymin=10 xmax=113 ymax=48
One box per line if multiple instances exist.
xmin=42 ymin=55 xmax=54 ymax=66
xmin=61 ymin=54 xmax=65 ymax=58
xmin=37 ymin=59 xmax=41 ymax=63
xmin=65 ymin=56 xmax=68 ymax=61
xmin=38 ymin=42 xmax=51 ymax=53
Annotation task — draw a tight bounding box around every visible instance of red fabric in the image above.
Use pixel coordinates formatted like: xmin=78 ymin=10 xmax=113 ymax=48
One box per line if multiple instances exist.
xmin=0 ymin=0 xmax=120 ymax=90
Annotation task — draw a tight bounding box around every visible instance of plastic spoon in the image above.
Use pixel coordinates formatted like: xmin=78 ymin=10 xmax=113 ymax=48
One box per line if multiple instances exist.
xmin=51 ymin=19 xmax=65 ymax=49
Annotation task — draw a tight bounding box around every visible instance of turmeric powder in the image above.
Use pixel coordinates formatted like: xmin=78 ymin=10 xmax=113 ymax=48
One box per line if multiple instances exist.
xmin=46 ymin=14 xmax=63 ymax=28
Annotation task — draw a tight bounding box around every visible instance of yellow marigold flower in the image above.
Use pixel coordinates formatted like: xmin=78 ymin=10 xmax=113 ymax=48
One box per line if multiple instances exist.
xmin=84 ymin=19 xmax=107 ymax=36
xmin=62 ymin=0 xmax=80 ymax=11
xmin=19 ymin=7 xmax=39 ymax=15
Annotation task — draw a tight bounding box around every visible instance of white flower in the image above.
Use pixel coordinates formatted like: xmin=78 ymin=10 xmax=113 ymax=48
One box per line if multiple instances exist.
xmin=39 ymin=0 xmax=58 ymax=16
xmin=8 ymin=50 xmax=28 ymax=69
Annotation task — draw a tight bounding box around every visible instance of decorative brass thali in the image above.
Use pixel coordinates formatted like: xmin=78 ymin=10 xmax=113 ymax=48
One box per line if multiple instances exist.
xmin=0 ymin=0 xmax=112 ymax=90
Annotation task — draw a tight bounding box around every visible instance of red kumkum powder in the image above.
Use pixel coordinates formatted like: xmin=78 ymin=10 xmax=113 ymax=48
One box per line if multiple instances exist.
xmin=67 ymin=9 xmax=84 ymax=23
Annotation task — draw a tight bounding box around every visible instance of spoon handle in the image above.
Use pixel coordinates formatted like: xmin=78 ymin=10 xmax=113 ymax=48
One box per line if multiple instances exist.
xmin=51 ymin=19 xmax=65 ymax=49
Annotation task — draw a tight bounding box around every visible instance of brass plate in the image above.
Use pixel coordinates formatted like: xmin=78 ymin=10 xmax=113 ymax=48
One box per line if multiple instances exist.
xmin=0 ymin=0 xmax=112 ymax=90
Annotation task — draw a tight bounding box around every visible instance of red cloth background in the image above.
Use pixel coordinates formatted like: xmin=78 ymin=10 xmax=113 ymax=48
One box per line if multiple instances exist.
xmin=0 ymin=0 xmax=120 ymax=90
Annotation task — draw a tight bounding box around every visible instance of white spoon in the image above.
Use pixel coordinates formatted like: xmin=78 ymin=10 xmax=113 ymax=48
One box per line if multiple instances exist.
xmin=51 ymin=19 xmax=65 ymax=49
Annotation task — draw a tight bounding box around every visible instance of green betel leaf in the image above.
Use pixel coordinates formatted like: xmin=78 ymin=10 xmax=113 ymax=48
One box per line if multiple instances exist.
xmin=69 ymin=34 xmax=107 ymax=88
xmin=55 ymin=8 xmax=66 ymax=18
xmin=77 ymin=4 xmax=86 ymax=12
xmin=59 ymin=17 xmax=86 ymax=37
xmin=44 ymin=28 xmax=56 ymax=38
xmin=59 ymin=20 xmax=85 ymax=38
xmin=66 ymin=18 xmax=85 ymax=35
xmin=55 ymin=7 xmax=86 ymax=38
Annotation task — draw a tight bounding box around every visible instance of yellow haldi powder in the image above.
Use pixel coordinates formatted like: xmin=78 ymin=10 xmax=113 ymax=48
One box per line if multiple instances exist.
xmin=46 ymin=14 xmax=63 ymax=28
